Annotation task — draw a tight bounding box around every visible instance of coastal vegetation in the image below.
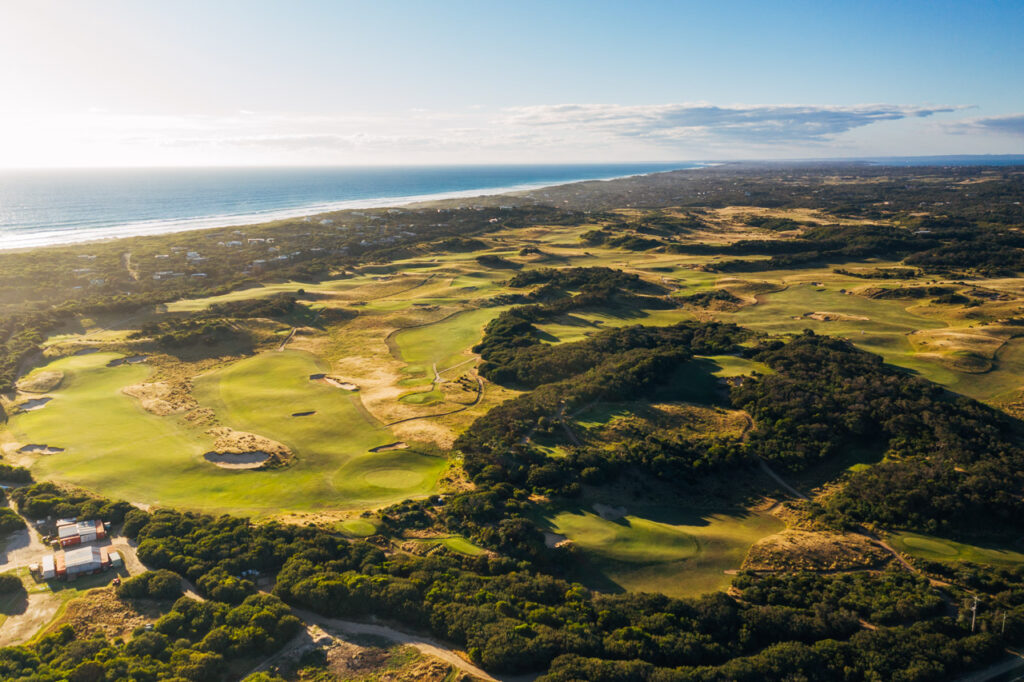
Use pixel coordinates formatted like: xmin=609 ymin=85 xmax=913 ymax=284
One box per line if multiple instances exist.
xmin=3 ymin=163 xmax=1024 ymax=678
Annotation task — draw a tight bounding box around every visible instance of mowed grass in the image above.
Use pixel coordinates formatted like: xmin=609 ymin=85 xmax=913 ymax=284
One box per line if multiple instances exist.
xmin=11 ymin=351 xmax=444 ymax=515
xmin=193 ymin=350 xmax=446 ymax=509
xmin=393 ymin=307 xmax=503 ymax=371
xmin=543 ymin=505 xmax=782 ymax=597
xmin=889 ymin=531 xmax=1024 ymax=565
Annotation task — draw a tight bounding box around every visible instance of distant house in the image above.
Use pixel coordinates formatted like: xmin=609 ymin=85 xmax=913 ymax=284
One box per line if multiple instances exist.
xmin=248 ymin=238 xmax=265 ymax=244
xmin=190 ymin=273 xmax=207 ymax=278
xmin=226 ymin=240 xmax=243 ymax=247
xmin=56 ymin=519 xmax=105 ymax=548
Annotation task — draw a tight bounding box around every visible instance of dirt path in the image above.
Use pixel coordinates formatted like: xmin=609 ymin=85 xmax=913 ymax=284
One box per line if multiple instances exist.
xmin=122 ymin=252 xmax=139 ymax=281
xmin=277 ymin=327 xmax=298 ymax=351
xmin=291 ymin=607 xmax=505 ymax=681
xmin=955 ymin=649 xmax=1024 ymax=682
xmin=756 ymin=458 xmax=943 ymax=583
xmin=757 ymin=458 xmax=808 ymax=501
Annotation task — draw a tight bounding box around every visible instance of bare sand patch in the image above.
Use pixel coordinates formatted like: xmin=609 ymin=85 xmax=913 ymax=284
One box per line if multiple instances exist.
xmin=122 ymin=382 xmax=190 ymax=416
xmin=803 ymin=311 xmax=870 ymax=322
xmin=743 ymin=530 xmax=891 ymax=571
xmin=16 ymin=371 xmax=63 ymax=393
xmin=310 ymin=373 xmax=359 ymax=390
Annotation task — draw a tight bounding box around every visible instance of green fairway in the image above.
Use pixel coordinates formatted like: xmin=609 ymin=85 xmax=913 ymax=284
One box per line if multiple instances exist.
xmin=889 ymin=531 xmax=1024 ymax=565
xmin=10 ymin=351 xmax=445 ymax=515
xmin=543 ymin=505 xmax=782 ymax=597
xmin=392 ymin=307 xmax=504 ymax=371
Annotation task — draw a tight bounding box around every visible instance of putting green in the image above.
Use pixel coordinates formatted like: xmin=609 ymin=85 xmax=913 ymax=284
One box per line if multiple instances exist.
xmin=544 ymin=505 xmax=782 ymax=597
xmin=890 ymin=531 xmax=1024 ymax=565
xmin=10 ymin=351 xmax=445 ymax=516
xmin=393 ymin=307 xmax=503 ymax=371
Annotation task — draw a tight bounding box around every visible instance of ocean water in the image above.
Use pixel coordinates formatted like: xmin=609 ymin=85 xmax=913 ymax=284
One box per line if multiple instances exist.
xmin=0 ymin=164 xmax=691 ymax=250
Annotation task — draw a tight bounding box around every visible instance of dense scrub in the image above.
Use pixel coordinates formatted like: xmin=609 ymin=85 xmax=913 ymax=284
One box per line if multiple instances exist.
xmin=733 ymin=332 xmax=1024 ymax=536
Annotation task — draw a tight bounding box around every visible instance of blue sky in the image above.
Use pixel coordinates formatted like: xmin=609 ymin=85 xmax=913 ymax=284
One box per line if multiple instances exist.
xmin=1 ymin=0 xmax=1022 ymax=166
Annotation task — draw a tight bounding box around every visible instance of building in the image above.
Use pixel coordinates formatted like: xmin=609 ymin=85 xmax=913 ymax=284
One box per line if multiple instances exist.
xmin=55 ymin=546 xmax=111 ymax=579
xmin=40 ymin=554 xmax=55 ymax=580
xmin=56 ymin=519 xmax=106 ymax=548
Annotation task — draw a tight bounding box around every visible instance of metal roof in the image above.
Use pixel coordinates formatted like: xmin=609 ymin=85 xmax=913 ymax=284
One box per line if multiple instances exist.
xmin=64 ymin=546 xmax=102 ymax=569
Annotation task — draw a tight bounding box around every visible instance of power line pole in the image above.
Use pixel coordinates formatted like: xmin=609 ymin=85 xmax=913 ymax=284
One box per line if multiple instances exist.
xmin=1003 ymin=611 xmax=1007 ymax=635
xmin=971 ymin=594 xmax=979 ymax=633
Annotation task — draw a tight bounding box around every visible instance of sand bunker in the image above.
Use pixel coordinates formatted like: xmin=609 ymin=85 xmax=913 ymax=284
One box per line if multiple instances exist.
xmin=18 ymin=444 xmax=64 ymax=455
xmin=803 ymin=311 xmax=869 ymax=322
xmin=368 ymin=442 xmax=408 ymax=453
xmin=16 ymin=397 xmax=52 ymax=412
xmin=593 ymin=503 xmax=628 ymax=521
xmin=107 ymin=355 xmax=148 ymax=368
xmin=544 ymin=531 xmax=569 ymax=548
xmin=310 ymin=373 xmax=358 ymax=390
xmin=122 ymin=382 xmax=192 ymax=416
xmin=203 ymin=451 xmax=271 ymax=469
xmin=205 ymin=427 xmax=291 ymax=468
xmin=17 ymin=370 xmax=63 ymax=393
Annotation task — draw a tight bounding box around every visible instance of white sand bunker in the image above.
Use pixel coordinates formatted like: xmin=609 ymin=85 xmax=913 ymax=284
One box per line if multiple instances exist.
xmin=803 ymin=311 xmax=869 ymax=322
xmin=369 ymin=442 xmax=408 ymax=453
xmin=309 ymin=373 xmax=358 ymax=390
xmin=18 ymin=444 xmax=64 ymax=455
xmin=203 ymin=451 xmax=271 ymax=469
xmin=204 ymin=427 xmax=291 ymax=469
xmin=16 ymin=397 xmax=52 ymax=412
xmin=107 ymin=355 xmax=148 ymax=367
xmin=17 ymin=370 xmax=64 ymax=393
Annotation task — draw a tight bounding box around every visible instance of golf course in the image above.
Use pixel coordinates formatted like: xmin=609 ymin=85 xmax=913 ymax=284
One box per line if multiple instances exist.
xmin=8 ymin=350 xmax=446 ymax=515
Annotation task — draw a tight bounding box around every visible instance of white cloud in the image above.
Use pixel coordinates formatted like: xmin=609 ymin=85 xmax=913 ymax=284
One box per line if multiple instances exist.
xmin=502 ymin=103 xmax=963 ymax=144
xmin=946 ymin=113 xmax=1024 ymax=137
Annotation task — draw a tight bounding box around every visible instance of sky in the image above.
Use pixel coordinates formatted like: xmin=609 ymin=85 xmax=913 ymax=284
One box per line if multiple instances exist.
xmin=1 ymin=0 xmax=1023 ymax=167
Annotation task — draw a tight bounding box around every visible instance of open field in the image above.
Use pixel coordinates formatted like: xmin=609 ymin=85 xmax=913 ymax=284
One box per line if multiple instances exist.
xmin=889 ymin=531 xmax=1024 ymax=566
xmin=8 ymin=351 xmax=445 ymax=515
xmin=541 ymin=504 xmax=782 ymax=597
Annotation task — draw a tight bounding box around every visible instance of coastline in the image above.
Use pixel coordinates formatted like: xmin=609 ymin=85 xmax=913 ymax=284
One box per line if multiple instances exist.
xmin=0 ymin=165 xmax=698 ymax=251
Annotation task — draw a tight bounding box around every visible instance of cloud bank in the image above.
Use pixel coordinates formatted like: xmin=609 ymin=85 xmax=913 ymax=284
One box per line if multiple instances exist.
xmin=503 ymin=103 xmax=961 ymax=144
xmin=947 ymin=113 xmax=1024 ymax=137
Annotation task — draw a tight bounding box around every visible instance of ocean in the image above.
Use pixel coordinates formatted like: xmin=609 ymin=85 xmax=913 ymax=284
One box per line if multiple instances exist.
xmin=0 ymin=164 xmax=692 ymax=250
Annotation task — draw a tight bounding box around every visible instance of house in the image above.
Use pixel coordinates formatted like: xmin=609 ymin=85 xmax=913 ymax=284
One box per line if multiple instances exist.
xmin=190 ymin=273 xmax=208 ymax=278
xmin=56 ymin=519 xmax=106 ymax=548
